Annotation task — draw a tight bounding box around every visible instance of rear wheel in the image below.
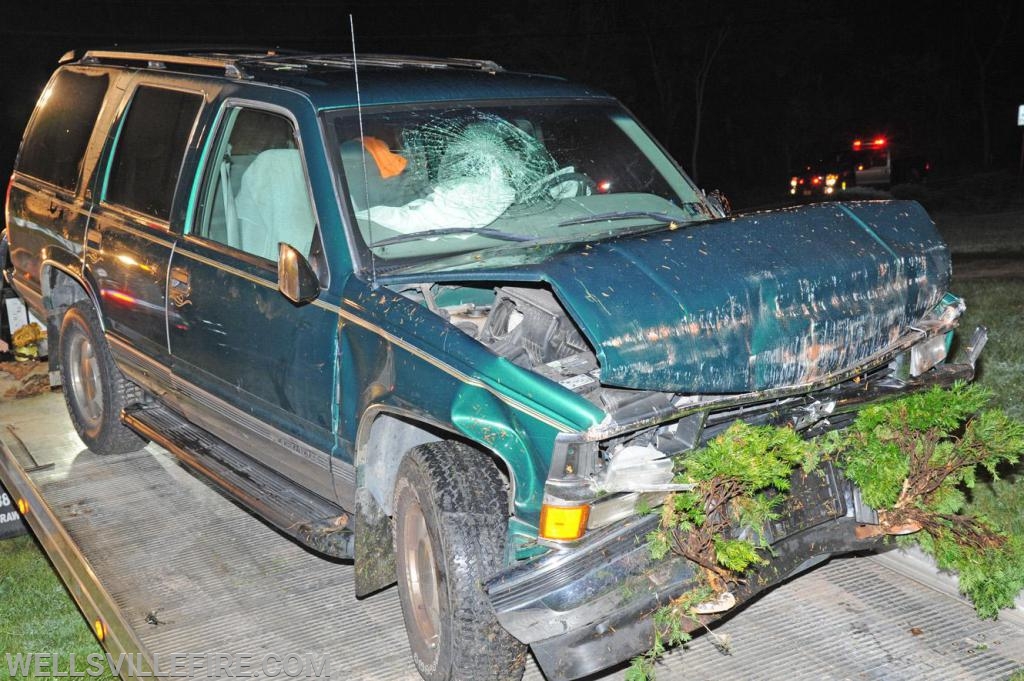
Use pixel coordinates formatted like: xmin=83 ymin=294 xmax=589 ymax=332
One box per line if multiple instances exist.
xmin=59 ymin=301 xmax=147 ymax=455
xmin=393 ymin=441 xmax=526 ymax=681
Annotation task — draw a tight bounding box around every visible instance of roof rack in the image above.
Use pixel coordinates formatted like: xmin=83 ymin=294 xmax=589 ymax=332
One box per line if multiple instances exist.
xmin=252 ymin=54 xmax=504 ymax=74
xmin=77 ymin=49 xmax=273 ymax=79
xmin=72 ymin=49 xmax=505 ymax=81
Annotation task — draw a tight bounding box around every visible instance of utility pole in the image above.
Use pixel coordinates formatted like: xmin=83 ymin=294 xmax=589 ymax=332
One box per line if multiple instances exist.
xmin=1019 ymin=104 xmax=1024 ymax=175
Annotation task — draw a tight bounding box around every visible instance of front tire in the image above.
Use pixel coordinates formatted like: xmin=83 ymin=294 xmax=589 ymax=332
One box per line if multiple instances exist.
xmin=59 ymin=301 xmax=147 ymax=455
xmin=393 ymin=441 xmax=526 ymax=681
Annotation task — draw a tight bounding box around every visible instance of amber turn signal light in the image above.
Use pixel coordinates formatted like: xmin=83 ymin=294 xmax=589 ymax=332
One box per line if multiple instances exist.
xmin=539 ymin=503 xmax=590 ymax=541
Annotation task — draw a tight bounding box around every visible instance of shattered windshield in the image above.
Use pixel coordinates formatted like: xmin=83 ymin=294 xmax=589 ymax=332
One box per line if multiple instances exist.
xmin=324 ymin=102 xmax=714 ymax=268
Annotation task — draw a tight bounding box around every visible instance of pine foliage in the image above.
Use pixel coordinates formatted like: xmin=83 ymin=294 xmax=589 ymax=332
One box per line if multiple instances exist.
xmin=631 ymin=382 xmax=1024 ymax=679
xmin=827 ymin=382 xmax=1024 ymax=618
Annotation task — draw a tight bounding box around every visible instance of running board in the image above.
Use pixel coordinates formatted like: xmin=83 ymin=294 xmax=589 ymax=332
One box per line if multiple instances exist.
xmin=123 ymin=404 xmax=354 ymax=559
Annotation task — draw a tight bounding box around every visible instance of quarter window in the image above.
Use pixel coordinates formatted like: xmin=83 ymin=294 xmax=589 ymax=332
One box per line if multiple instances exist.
xmin=105 ymin=86 xmax=203 ymax=220
xmin=17 ymin=69 xmax=109 ymax=192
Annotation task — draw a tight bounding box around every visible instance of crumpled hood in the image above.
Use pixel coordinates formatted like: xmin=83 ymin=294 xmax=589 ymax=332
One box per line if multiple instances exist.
xmin=546 ymin=201 xmax=950 ymax=392
xmin=386 ymin=200 xmax=951 ymax=394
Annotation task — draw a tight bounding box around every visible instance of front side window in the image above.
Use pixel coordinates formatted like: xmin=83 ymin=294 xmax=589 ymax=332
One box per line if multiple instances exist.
xmin=325 ymin=102 xmax=712 ymax=270
xmin=105 ymin=86 xmax=203 ymax=220
xmin=193 ymin=107 xmax=316 ymax=262
xmin=18 ymin=69 xmax=110 ymax=192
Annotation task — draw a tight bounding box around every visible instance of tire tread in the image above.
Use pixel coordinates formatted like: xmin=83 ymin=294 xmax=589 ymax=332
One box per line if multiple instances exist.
xmin=59 ymin=301 xmax=147 ymax=455
xmin=396 ymin=441 xmax=527 ymax=681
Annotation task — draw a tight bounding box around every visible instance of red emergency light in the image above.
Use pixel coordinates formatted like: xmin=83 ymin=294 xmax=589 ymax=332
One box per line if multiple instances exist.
xmin=852 ymin=137 xmax=887 ymax=151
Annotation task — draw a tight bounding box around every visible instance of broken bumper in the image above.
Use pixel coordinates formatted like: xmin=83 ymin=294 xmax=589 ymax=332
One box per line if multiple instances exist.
xmin=486 ymin=464 xmax=887 ymax=681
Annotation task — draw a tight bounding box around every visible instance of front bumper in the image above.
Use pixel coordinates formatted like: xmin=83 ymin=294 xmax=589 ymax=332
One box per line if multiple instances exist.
xmin=486 ymin=463 xmax=886 ymax=681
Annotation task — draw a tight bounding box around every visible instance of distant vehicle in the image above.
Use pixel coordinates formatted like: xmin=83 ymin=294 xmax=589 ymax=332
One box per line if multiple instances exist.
xmin=790 ymin=137 xmax=930 ymax=196
xmin=848 ymin=137 xmax=931 ymax=188
xmin=788 ymin=152 xmax=853 ymax=197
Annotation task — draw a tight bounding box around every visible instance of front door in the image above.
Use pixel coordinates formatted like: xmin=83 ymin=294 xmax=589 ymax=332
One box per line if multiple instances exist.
xmin=167 ymin=104 xmax=338 ymax=501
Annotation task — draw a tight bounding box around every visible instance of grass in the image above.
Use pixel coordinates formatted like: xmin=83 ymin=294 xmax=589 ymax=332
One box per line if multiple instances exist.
xmin=955 ymin=278 xmax=1024 ymax=421
xmin=953 ymin=277 xmax=1024 ymax=539
xmin=0 ymin=535 xmax=116 ymax=680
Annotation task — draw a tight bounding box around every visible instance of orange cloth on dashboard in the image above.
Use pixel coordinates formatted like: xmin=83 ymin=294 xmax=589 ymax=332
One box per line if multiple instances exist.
xmin=361 ymin=136 xmax=408 ymax=179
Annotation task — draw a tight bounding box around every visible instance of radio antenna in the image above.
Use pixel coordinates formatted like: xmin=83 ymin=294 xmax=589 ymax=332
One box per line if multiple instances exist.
xmin=349 ymin=14 xmax=377 ymax=287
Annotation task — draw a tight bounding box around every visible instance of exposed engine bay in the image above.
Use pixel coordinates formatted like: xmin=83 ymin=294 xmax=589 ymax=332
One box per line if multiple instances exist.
xmin=426 ymin=284 xmax=671 ymax=414
xmin=405 ymin=283 xmax=645 ymax=407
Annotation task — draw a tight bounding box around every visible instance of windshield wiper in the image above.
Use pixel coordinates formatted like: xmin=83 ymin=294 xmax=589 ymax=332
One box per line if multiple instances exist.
xmin=369 ymin=227 xmax=536 ymax=248
xmin=557 ymin=209 xmax=700 ymax=228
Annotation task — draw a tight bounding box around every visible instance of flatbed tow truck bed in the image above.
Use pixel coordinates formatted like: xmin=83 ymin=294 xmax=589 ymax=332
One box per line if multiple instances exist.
xmin=2 ymin=389 xmax=1023 ymax=681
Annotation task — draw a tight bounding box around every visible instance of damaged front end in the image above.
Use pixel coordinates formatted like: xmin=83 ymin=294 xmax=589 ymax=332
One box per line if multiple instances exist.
xmin=487 ymin=464 xmax=882 ymax=681
xmin=379 ymin=198 xmax=986 ymax=680
xmin=484 ymin=295 xmax=985 ymax=681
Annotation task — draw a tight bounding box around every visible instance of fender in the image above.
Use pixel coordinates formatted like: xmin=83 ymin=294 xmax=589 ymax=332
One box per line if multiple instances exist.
xmin=39 ymin=250 xmax=103 ymax=323
xmin=352 ymin=402 xmax=522 ymax=597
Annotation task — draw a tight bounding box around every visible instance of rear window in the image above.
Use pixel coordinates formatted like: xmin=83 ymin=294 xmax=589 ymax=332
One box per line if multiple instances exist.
xmin=17 ymin=69 xmax=110 ymax=192
xmin=105 ymin=85 xmax=203 ymax=220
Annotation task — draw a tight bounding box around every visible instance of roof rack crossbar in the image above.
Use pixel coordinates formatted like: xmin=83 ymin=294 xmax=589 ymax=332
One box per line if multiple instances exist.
xmin=247 ymin=53 xmax=504 ymax=74
xmin=80 ymin=50 xmax=249 ymax=79
xmin=74 ymin=49 xmax=504 ymax=79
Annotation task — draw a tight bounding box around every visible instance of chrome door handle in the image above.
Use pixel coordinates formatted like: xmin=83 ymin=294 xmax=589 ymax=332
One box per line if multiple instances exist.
xmin=169 ymin=267 xmax=192 ymax=308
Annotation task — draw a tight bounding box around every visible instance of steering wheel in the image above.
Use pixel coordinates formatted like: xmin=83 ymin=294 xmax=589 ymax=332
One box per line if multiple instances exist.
xmin=525 ymin=168 xmax=597 ymax=201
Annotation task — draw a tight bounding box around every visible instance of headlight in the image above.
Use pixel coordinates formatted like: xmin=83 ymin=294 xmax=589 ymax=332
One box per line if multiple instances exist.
xmin=910 ymin=334 xmax=948 ymax=376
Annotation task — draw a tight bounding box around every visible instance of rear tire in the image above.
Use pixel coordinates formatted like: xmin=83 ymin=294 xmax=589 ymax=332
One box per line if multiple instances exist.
xmin=393 ymin=441 xmax=526 ymax=681
xmin=59 ymin=300 xmax=147 ymax=455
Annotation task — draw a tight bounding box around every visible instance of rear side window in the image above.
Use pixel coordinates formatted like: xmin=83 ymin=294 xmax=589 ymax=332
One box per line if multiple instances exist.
xmin=17 ymin=70 xmax=109 ymax=192
xmin=105 ymin=86 xmax=203 ymax=220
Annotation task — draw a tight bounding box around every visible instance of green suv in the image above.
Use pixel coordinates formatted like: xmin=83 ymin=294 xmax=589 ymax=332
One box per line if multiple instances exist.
xmin=3 ymin=49 xmax=983 ymax=680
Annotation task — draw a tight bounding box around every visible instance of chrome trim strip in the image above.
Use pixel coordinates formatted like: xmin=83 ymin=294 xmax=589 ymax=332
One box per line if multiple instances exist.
xmin=172 ymin=247 xmax=275 ymax=289
xmin=339 ymin=311 xmax=573 ymax=432
xmin=96 ymin=218 xmax=176 ymax=249
xmin=159 ymin=248 xmax=567 ymax=431
xmin=169 ymin=247 xmax=342 ymax=315
xmin=108 ymin=337 xmax=353 ymax=501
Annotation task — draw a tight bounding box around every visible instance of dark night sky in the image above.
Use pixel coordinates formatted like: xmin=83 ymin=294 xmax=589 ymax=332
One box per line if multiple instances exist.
xmin=2 ymin=0 xmax=1022 ymax=206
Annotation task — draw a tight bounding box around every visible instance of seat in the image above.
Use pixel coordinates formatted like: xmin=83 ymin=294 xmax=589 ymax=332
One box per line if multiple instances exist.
xmin=340 ymin=137 xmax=429 ymax=212
xmin=234 ymin=149 xmax=315 ymax=261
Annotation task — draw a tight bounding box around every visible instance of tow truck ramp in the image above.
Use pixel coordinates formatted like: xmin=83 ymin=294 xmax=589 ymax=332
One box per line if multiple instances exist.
xmin=2 ymin=390 xmax=1023 ymax=680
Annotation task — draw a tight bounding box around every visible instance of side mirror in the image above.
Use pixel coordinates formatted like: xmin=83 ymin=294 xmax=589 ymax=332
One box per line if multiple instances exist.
xmin=278 ymin=242 xmax=320 ymax=305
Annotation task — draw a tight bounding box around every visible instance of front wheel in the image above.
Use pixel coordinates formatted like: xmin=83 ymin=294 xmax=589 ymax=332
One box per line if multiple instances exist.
xmin=59 ymin=301 xmax=147 ymax=455
xmin=393 ymin=441 xmax=526 ymax=681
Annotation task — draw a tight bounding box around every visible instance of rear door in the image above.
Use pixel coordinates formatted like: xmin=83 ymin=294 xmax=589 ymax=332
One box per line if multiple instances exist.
xmin=165 ymin=101 xmax=338 ymax=501
xmin=89 ymin=81 xmax=205 ymax=367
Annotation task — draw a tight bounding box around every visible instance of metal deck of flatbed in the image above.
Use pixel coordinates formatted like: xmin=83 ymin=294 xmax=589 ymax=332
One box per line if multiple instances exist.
xmin=2 ymin=389 xmax=1023 ymax=681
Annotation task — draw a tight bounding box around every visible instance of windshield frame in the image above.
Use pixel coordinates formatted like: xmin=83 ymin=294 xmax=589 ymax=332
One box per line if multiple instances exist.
xmin=321 ymin=97 xmax=712 ymax=277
